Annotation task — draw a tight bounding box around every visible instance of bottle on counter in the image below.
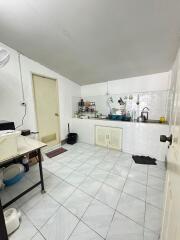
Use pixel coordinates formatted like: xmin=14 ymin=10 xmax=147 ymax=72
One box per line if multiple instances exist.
xmin=160 ymin=116 xmax=166 ymax=123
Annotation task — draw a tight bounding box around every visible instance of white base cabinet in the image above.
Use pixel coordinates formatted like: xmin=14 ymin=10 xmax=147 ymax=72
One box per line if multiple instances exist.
xmin=70 ymin=118 xmax=169 ymax=161
xmin=95 ymin=125 xmax=122 ymax=150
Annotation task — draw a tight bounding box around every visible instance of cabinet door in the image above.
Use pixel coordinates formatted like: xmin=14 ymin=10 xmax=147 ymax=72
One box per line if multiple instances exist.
xmin=108 ymin=127 xmax=122 ymax=150
xmin=95 ymin=126 xmax=108 ymax=147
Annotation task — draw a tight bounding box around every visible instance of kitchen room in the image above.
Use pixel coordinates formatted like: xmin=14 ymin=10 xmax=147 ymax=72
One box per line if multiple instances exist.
xmin=71 ymin=72 xmax=170 ymax=161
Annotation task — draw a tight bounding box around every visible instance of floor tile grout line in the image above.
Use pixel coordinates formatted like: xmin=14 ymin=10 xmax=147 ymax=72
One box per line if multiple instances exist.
xmin=22 ymin=187 xmax=111 ymax=240
xmin=5 ymin=144 xmax=165 ymax=240
xmin=23 ymin=166 xmax=162 ymax=239
xmin=20 ymin=162 xmax=84 ymax=235
xmin=55 ymin=149 xmax=109 ymax=178
xmin=47 ymin=149 xmax=106 ymax=192
xmin=64 ymin=154 xmax=118 ymax=240
xmin=25 ymin=167 xmax=151 ymax=232
xmin=143 ymin=165 xmax=149 ymax=240
xmin=65 ymin=218 xmax=82 ymax=240
xmin=77 ymin=177 xmax=109 ymax=239
xmin=144 ymin=165 xmax=163 ymax=239
xmin=73 ymin=153 xmax=120 ymax=200
xmin=43 ymin=147 xmax=110 ymax=239
xmin=3 ymin=150 xmax=122 ymax=207
xmin=146 ymin=183 xmax=165 ymax=193
xmin=30 ymin=230 xmax=46 ymax=240
xmin=21 ymin=201 xmax=62 ymax=239
xmin=120 ymin=190 xmax=163 ymax=211
xmin=78 ymin=218 xmax=106 ymax=240
xmin=104 ymin=157 xmax=134 ymax=239
xmin=55 ymin=145 xmax=164 ymax=233
xmin=92 ymin=194 xmax=147 ymax=229
xmin=34 ymin=201 xmax=63 ymax=235
xmin=66 ymin=187 xmax=106 ymax=240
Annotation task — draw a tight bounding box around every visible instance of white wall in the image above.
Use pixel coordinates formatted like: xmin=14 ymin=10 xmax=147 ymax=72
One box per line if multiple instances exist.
xmin=167 ymin=48 xmax=180 ymax=127
xmin=0 ymin=42 xmax=81 ymax=140
xmin=81 ymin=72 xmax=171 ymax=97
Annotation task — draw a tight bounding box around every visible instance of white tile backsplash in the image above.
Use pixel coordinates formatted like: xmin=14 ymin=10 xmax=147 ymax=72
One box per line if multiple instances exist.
xmin=73 ymin=90 xmax=169 ymax=121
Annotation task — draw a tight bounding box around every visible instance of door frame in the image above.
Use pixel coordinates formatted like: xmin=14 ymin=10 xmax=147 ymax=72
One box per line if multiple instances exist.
xmin=31 ymin=73 xmax=61 ymax=144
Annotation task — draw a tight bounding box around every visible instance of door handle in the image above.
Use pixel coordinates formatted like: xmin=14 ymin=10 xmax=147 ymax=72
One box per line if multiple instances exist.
xmin=160 ymin=134 xmax=172 ymax=145
xmin=55 ymin=113 xmax=59 ymax=117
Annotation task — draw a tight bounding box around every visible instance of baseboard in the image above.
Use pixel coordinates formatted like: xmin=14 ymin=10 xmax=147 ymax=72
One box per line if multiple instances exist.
xmin=61 ymin=139 xmax=67 ymax=145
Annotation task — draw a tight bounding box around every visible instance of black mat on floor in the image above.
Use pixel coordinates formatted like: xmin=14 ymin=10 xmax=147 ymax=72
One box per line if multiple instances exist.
xmin=132 ymin=155 xmax=157 ymax=165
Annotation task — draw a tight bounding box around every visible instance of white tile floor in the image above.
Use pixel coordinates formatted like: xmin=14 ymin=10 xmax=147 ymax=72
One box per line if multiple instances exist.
xmin=0 ymin=142 xmax=166 ymax=240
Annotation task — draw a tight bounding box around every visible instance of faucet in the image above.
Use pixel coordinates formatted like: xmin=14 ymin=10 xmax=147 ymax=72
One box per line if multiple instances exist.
xmin=141 ymin=107 xmax=150 ymax=121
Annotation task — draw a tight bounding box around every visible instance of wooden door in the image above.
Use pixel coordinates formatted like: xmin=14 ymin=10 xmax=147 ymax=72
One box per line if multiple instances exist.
xmin=95 ymin=126 xmax=108 ymax=148
xmin=32 ymin=74 xmax=60 ymax=146
xmin=108 ymin=127 xmax=122 ymax=150
xmin=161 ymin=52 xmax=180 ymax=239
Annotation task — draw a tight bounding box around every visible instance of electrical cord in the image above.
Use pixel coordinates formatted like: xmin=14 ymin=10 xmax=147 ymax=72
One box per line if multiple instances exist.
xmin=15 ymin=53 xmax=27 ymax=129
xmin=15 ymin=103 xmax=27 ymax=129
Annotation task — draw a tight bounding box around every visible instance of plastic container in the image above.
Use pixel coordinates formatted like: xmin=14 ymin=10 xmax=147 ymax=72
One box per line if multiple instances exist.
xmin=4 ymin=208 xmax=21 ymax=235
xmin=3 ymin=164 xmax=25 ymax=186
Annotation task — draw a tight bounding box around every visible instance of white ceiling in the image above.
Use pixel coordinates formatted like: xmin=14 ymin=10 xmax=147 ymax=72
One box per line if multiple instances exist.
xmin=0 ymin=0 xmax=180 ymax=85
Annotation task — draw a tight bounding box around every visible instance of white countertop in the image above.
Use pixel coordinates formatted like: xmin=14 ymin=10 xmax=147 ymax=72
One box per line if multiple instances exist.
xmin=73 ymin=117 xmax=168 ymax=126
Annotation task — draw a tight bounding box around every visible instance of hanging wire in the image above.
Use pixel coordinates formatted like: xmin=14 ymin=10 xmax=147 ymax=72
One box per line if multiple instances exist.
xmin=15 ymin=53 xmax=27 ymax=129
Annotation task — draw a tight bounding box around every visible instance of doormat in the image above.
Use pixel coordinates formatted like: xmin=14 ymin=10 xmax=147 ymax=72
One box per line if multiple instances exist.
xmin=46 ymin=147 xmax=67 ymax=158
xmin=132 ymin=155 xmax=157 ymax=165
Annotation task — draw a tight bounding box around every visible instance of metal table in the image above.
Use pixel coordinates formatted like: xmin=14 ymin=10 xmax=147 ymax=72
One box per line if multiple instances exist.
xmin=0 ymin=136 xmax=46 ymax=240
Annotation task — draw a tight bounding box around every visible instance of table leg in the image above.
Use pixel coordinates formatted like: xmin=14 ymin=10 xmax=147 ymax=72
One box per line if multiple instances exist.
xmin=37 ymin=149 xmax=45 ymax=193
xmin=0 ymin=200 xmax=8 ymax=240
